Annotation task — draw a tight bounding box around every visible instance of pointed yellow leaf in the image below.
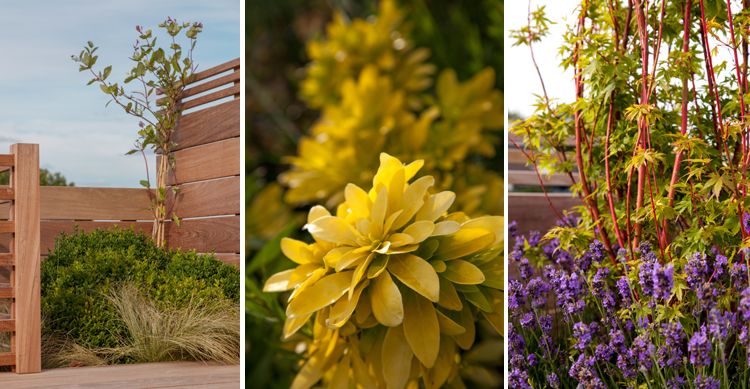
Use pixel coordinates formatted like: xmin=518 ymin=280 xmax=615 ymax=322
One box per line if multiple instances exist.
xmin=382 ymin=325 xmax=413 ymax=389
xmin=432 ymin=221 xmax=460 ymax=236
xmin=425 ymin=336 xmax=456 ymax=389
xmin=372 ymin=153 xmax=403 ymax=196
xmin=392 ymin=176 xmax=434 ymax=230
xmin=367 ymin=255 xmax=390 ymax=279
xmin=307 ymin=205 xmax=331 ymax=224
xmin=403 ymin=220 xmax=435 ymax=243
xmin=263 ymin=263 xmax=318 ymax=292
xmin=454 ymin=305 xmax=476 ymax=350
xmin=350 ymin=253 xmax=375 ymax=299
xmin=281 ymin=238 xmax=316 ymax=265
xmin=461 ymin=216 xmax=503 ymax=245
xmin=388 ymin=254 xmax=440 ymax=302
xmin=370 ymin=186 xmax=388 ymax=238
xmin=345 ymin=183 xmax=371 ymax=218
xmin=437 ymin=277 xmax=463 ymax=311
xmin=442 ymin=259 xmax=485 ymax=285
xmin=436 ymin=310 xmax=466 ymax=335
xmin=287 ymin=271 xmax=353 ymax=318
xmin=388 ymin=167 xmax=405 ymax=214
xmin=328 ymin=247 xmax=369 ymax=272
xmin=403 ymin=290 xmax=440 ymax=368
xmin=283 ymin=313 xmax=312 ymax=339
xmin=416 ymin=191 xmax=455 ymax=221
xmin=328 ymin=280 xmax=368 ymax=328
xmin=329 ymin=354 xmax=351 ymax=389
xmin=403 ymin=159 xmax=424 ymax=181
xmin=306 ymin=216 xmax=361 ymax=246
xmin=388 ymin=233 xmax=414 ymax=247
xmin=383 ymin=209 xmax=404 ymax=235
xmin=436 ymin=227 xmax=494 ymax=260
xmin=371 ymin=271 xmax=404 ymax=327
xmin=289 ymin=268 xmax=327 ymax=300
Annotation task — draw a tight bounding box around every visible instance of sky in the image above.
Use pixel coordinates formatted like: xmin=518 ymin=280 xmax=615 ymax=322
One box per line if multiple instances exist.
xmin=0 ymin=1 xmax=239 ymax=187
xmin=505 ymin=0 xmax=579 ymax=118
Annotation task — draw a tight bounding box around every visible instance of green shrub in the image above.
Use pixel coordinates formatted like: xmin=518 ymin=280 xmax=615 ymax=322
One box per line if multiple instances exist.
xmin=41 ymin=227 xmax=239 ymax=350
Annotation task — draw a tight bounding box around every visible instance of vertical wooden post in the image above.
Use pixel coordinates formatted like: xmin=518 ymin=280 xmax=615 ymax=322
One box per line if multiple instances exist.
xmin=11 ymin=144 xmax=40 ymax=373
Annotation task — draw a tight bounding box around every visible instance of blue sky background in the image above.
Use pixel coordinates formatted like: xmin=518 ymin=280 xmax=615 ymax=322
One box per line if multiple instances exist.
xmin=0 ymin=1 xmax=239 ymax=187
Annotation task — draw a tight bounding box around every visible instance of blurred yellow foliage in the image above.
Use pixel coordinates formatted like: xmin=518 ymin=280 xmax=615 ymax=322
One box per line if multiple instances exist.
xmin=281 ymin=0 xmax=503 ymax=216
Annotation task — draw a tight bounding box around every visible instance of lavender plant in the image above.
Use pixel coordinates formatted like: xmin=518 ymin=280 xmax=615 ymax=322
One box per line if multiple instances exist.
xmin=509 ymin=0 xmax=750 ymax=387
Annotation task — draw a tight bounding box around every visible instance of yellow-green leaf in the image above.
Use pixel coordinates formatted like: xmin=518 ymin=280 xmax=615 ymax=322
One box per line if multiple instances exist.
xmin=437 ymin=277 xmax=463 ymax=311
xmin=403 ymin=291 xmax=440 ymax=368
xmin=382 ymin=325 xmax=413 ymax=389
xmin=436 ymin=227 xmax=494 ymax=260
xmin=306 ymin=216 xmax=361 ymax=245
xmin=287 ymin=271 xmax=353 ymax=318
xmin=371 ymin=271 xmax=404 ymax=327
xmin=442 ymin=259 xmax=485 ymax=285
xmin=281 ymin=238 xmax=315 ymax=265
xmin=403 ymin=220 xmax=435 ymax=243
xmin=388 ymin=254 xmax=440 ymax=302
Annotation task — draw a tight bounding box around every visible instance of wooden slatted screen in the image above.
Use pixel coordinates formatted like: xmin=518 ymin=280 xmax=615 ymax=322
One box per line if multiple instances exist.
xmin=508 ymin=133 xmax=581 ymax=234
xmin=0 ymin=144 xmax=41 ymax=374
xmin=164 ymin=58 xmax=241 ymax=266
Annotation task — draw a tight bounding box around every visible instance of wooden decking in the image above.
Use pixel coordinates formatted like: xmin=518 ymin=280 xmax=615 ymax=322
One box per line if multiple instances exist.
xmin=0 ymin=361 xmax=240 ymax=388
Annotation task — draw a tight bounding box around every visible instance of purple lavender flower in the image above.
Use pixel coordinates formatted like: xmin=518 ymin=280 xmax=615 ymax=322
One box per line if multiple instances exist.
xmin=741 ymin=288 xmax=750 ymax=322
xmin=538 ymin=314 xmax=553 ymax=334
xmin=686 ymin=252 xmax=709 ymax=289
xmin=732 ymin=262 xmax=748 ymax=289
xmin=509 ymin=368 xmax=532 ymax=389
xmin=592 ymin=267 xmax=610 ymax=299
xmin=708 ymin=308 xmax=736 ymax=342
xmin=526 ymin=277 xmax=550 ymax=308
xmin=694 ymin=375 xmax=720 ymax=389
xmin=714 ymin=253 xmax=728 ymax=277
xmin=744 ymin=212 xmax=750 ymax=232
xmin=594 ymin=343 xmax=614 ymax=361
xmin=508 ymin=326 xmax=526 ymax=355
xmin=549 ymin=269 xmax=586 ymax=315
xmin=527 ymin=353 xmax=537 ymax=367
xmin=616 ymin=276 xmax=632 ymax=306
xmin=667 ymin=376 xmax=686 ymax=389
xmin=688 ymin=324 xmax=712 ymax=367
xmin=631 ymin=331 xmax=655 ymax=371
xmin=509 ymin=220 xmax=518 ymax=238
xmin=528 ymin=230 xmax=541 ymax=247
xmin=569 ymin=354 xmax=605 ymax=389
xmin=638 ymin=258 xmax=656 ymax=296
xmin=609 ymin=328 xmax=626 ymax=353
xmin=616 ymin=351 xmax=637 ymax=379
xmin=573 ymin=321 xmax=593 ymax=351
xmin=658 ymin=322 xmax=685 ymax=369
xmin=546 ymin=372 xmax=560 ymax=389
xmin=589 ymin=240 xmax=605 ymax=263
xmin=519 ymin=258 xmax=533 ymax=279
xmin=652 ymin=263 xmax=674 ymax=301
xmin=509 ymin=280 xmax=526 ymax=311
xmin=519 ymin=312 xmax=534 ymax=328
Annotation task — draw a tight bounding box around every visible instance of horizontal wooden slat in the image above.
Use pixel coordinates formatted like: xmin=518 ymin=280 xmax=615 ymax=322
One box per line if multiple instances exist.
xmin=0 ymin=352 xmax=14 ymax=366
xmin=40 ymin=187 xmax=152 ymax=220
xmin=508 ymin=170 xmax=579 ymax=187
xmin=0 ymin=287 xmax=12 ymax=299
xmin=0 ymin=187 xmax=13 ymax=200
xmin=181 ymin=84 xmax=239 ymax=111
xmin=0 ymin=154 xmax=13 ymax=167
xmin=0 ymin=253 xmax=12 ymax=266
xmin=509 ymin=192 xmax=581 ymax=235
xmin=211 ymin=253 xmax=239 ymax=267
xmin=171 ymin=176 xmax=240 ymax=219
xmin=188 ymin=58 xmax=239 ymax=85
xmin=172 ymin=100 xmax=240 ymax=151
xmin=0 ymin=221 xmax=13 ymax=234
xmin=0 ymin=319 xmax=14 ymax=332
xmin=170 ymin=138 xmax=240 ymax=185
xmin=39 ymin=221 xmax=152 ymax=255
xmin=167 ymin=216 xmax=239 ymax=253
xmin=182 ymin=71 xmax=239 ymax=100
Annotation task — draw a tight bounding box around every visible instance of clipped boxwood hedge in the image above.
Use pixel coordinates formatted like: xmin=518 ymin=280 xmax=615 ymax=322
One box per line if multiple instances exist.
xmin=41 ymin=227 xmax=239 ymax=349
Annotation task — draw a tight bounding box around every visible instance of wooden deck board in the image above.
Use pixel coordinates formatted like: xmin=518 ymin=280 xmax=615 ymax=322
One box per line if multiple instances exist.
xmin=0 ymin=361 xmax=239 ymax=388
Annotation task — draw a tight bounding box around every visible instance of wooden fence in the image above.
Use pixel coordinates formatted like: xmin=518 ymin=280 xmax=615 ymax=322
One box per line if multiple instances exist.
xmin=0 ymin=58 xmax=240 ymax=375
xmin=508 ymin=133 xmax=580 ymax=234
xmin=0 ymin=144 xmax=41 ymax=373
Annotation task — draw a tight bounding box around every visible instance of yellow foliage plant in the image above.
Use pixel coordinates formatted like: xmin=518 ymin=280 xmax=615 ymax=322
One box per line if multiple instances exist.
xmin=280 ymin=0 xmax=503 ymax=217
xmin=264 ymin=154 xmax=503 ymax=389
